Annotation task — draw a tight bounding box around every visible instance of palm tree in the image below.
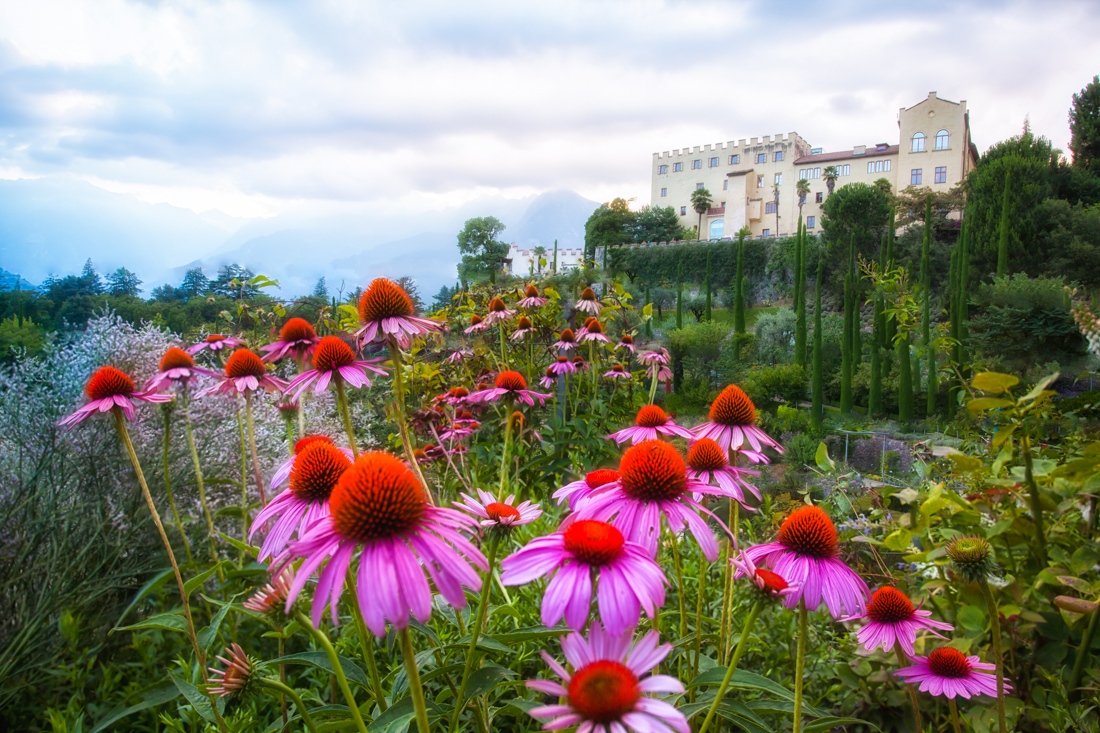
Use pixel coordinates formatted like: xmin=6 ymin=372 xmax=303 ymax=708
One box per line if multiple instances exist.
xmin=690 ymin=187 xmax=713 ymax=240
xmin=796 ymin=177 xmax=811 ymax=223
xmin=823 ymin=166 xmax=839 ymax=197
xmin=532 ymin=245 xmax=547 ymax=273
xmin=771 ymin=183 xmax=781 ymax=236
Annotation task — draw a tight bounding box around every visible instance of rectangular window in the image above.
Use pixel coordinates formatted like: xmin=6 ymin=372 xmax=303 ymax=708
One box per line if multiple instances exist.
xmin=843 ymin=164 xmax=850 ymax=176
xmin=658 ymin=164 xmax=668 ymax=174
xmin=709 ymin=157 xmax=719 ymax=167
xmin=935 ymin=166 xmax=947 ymax=184
xmin=774 ymin=173 xmax=782 ymax=185
xmin=728 ymin=154 xmax=739 ymax=164
xmin=814 ymin=168 xmax=821 ymax=178
xmin=756 ymin=153 xmax=766 ymax=164
xmin=799 ymin=170 xmax=808 ymax=180
xmin=765 ymin=202 xmax=777 ymax=214
xmin=696 ymin=183 xmax=704 ymax=190
xmin=680 ymin=206 xmax=687 ymax=216
xmin=807 ymin=216 xmax=816 ymax=228
xmin=692 ymin=159 xmax=702 ymax=169
xmin=868 ymin=161 xmax=874 ymax=173
xmin=762 ymin=229 xmax=770 ymax=237
xmin=774 ymin=150 xmax=784 ymax=162
xmin=911 ymin=168 xmax=923 ymax=185
xmin=674 ymin=162 xmax=683 ymax=172
xmin=723 ymin=180 xmax=728 ymax=190
xmin=757 ymin=175 xmax=764 ymax=188
xmin=884 ymin=160 xmax=891 ymax=172
xmin=660 ymin=188 xmax=667 ymax=197
xmin=815 ymin=192 xmax=823 ymax=203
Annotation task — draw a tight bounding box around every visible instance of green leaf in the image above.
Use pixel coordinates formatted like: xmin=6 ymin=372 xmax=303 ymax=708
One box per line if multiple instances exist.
xmin=167 ymin=669 xmax=219 ymax=723
xmin=992 ymin=425 xmax=1017 ymax=447
xmin=957 ymin=605 xmax=986 ymax=632
xmin=1020 ymin=372 xmax=1060 ymax=402
xmin=1054 ymin=595 xmax=1099 ymax=614
xmin=688 ymin=669 xmax=826 ymax=717
xmin=806 ymin=717 xmax=881 ymax=732
xmin=367 ymin=699 xmax=416 ymax=733
xmin=115 ymin=568 xmax=174 ymax=627
xmin=884 ymin=529 xmax=913 ymax=551
xmin=464 ymin=665 xmax=517 ymax=699
xmin=91 ymin=685 xmax=181 ymax=733
xmin=967 ymin=397 xmax=1015 ymax=413
xmin=946 ymin=454 xmax=984 ymax=473
xmin=114 ymin=612 xmax=188 ymax=635
xmin=183 ymin=561 xmax=227 ymax=598
xmin=971 ymin=372 xmax=1019 ymax=394
xmin=814 ymin=442 xmax=835 ymax=473
xmin=216 ymin=531 xmax=261 ymax=558
xmin=197 ymin=595 xmax=235 ymax=655
xmin=261 ymin=652 xmax=371 ymax=688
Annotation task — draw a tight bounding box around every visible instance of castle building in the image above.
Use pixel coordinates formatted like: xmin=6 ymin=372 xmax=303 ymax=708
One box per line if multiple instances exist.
xmin=650 ymin=92 xmax=979 ymax=239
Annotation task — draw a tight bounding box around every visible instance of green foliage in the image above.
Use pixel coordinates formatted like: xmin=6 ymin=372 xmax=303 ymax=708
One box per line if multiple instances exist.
xmin=457 ymin=216 xmax=509 ymax=281
xmin=631 ymin=204 xmax=691 ymax=243
xmin=1070 ymin=74 xmax=1100 ymax=176
xmin=820 ymin=182 xmax=892 ymax=260
xmin=611 ymin=237 xmax=771 ymax=289
xmin=0 ymin=316 xmax=45 ymax=358
xmin=750 ymin=308 xmax=795 ymax=364
xmin=740 ymin=363 xmax=808 ymax=411
xmin=783 ymin=431 xmax=820 ymax=469
xmin=584 ymin=198 xmax=633 ymax=263
xmin=105 ymin=267 xmax=142 ymax=298
xmin=668 ymin=320 xmax=732 ymax=366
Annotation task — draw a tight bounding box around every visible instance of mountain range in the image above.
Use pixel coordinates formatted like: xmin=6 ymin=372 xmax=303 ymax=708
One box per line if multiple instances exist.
xmin=0 ymin=176 xmax=600 ymax=297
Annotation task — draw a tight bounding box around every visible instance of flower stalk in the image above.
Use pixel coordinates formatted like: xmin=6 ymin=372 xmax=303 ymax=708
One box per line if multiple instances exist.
xmin=258 ymin=678 xmax=319 ymax=733
xmin=387 ymin=339 xmax=434 ymax=504
xmin=399 ymin=628 xmax=431 ymax=733
xmin=244 ymin=390 xmax=267 ymax=506
xmin=979 ymin=579 xmax=1008 ymax=733
xmin=449 ymin=538 xmax=499 ymax=733
xmin=698 ymin=597 xmax=764 ymax=733
xmin=894 ymin=643 xmax=923 ymax=733
xmin=161 ymin=407 xmax=193 ymax=564
xmin=334 ymin=377 xmax=360 ymax=459
xmin=293 ymin=611 xmax=369 ymax=733
xmin=793 ymin=600 xmax=808 ymax=733
xmin=183 ymin=401 xmax=220 ymax=569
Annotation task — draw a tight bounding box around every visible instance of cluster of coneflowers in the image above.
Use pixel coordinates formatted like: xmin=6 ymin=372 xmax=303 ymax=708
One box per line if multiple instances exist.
xmin=58 ymin=277 xmax=1010 ymax=733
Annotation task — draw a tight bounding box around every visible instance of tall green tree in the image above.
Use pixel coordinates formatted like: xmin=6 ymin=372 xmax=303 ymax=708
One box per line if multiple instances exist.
xmin=1070 ymin=75 xmax=1100 ymax=175
xmin=734 ymin=230 xmax=747 ymax=335
xmin=821 ymin=182 xmax=892 ymax=267
xmin=996 ymin=173 xmax=1011 ymax=277
xmin=704 ymin=250 xmax=712 ymax=321
xmin=794 ymin=221 xmax=807 ymax=368
xmin=644 ymin=286 xmax=652 ymax=339
xmin=180 ymin=267 xmax=209 ymax=298
xmin=921 ymin=196 xmax=938 ymax=416
xmin=106 ymin=267 xmax=142 ymax=298
xmin=811 ymin=258 xmax=824 ymax=430
xmin=584 ymin=198 xmax=634 ymax=265
xmin=823 ymin=166 xmax=839 ymax=197
xmin=457 ymin=216 xmax=509 ymax=284
xmin=632 ymin=205 xmax=691 ymax=243
xmin=676 ymin=260 xmax=683 ymax=330
xmin=552 ymin=239 xmax=558 ymax=273
xmin=840 ymin=236 xmax=854 ymax=415
xmin=690 ymin=188 xmax=713 ymax=240
xmin=897 ymin=334 xmax=913 ymax=421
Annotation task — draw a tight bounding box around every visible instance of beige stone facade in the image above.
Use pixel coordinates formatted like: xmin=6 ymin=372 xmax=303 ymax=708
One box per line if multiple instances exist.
xmin=650 ymin=92 xmax=979 ymax=240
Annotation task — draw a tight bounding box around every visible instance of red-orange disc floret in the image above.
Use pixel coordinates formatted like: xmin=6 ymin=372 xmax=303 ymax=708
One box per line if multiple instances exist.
xmin=525 ymin=285 xmax=539 ymax=297
xmin=579 ymin=287 xmax=597 ymax=302
xmin=330 ymin=452 xmax=427 ymax=542
xmin=279 ymin=317 xmax=317 ymax=342
xmin=225 ymin=349 xmax=267 ymax=379
xmin=488 ymin=297 xmax=507 ymax=313
xmin=450 ymin=387 xmax=469 ymax=398
xmin=619 ymin=440 xmax=687 ymax=502
xmin=634 ymin=404 xmax=670 ymax=428
xmin=568 ymin=660 xmax=640 ymax=723
xmin=755 ymin=568 xmax=789 ymax=593
xmin=470 ymin=314 xmax=483 ymax=326
xmin=290 ymin=443 xmax=352 ymax=502
xmin=926 ymin=647 xmax=972 ymax=679
xmin=559 ymin=328 xmax=575 ymax=342
xmin=86 ymin=366 xmax=135 ymax=399
xmin=206 ymin=334 xmax=226 ymax=343
xmin=866 ymin=587 xmax=916 ymax=624
xmin=585 ymin=469 xmax=620 ymax=489
xmin=358 ymin=278 xmax=414 ymax=323
xmin=495 ymin=371 xmax=527 ymax=391
xmin=485 ymin=502 xmax=521 ymax=521
xmin=517 ymin=316 xmax=533 ymax=329
xmin=312 ymin=336 xmax=357 ymax=371
xmin=620 ymin=334 xmax=634 ymax=344
xmin=586 ymin=320 xmax=605 ymax=335
xmin=686 ymin=438 xmax=727 ymax=472
xmin=564 ymin=519 xmax=625 ymax=566
xmin=777 ymin=505 xmax=838 ymax=559
xmin=159 ymin=347 xmax=195 ymax=371
xmin=709 ymin=384 xmax=757 ymax=426
xmin=295 ymin=435 xmax=335 ymax=455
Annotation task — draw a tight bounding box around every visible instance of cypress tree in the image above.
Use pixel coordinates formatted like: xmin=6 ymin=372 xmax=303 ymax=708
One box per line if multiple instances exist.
xmin=870 ymin=248 xmax=883 ymax=419
xmin=794 ymin=222 xmax=807 ymax=368
xmin=704 ymin=249 xmax=712 ymax=321
xmin=676 ymin=261 xmax=683 ymax=330
xmin=734 ymin=231 xmax=746 ymax=335
xmin=850 ymin=236 xmax=861 ymax=373
xmin=898 ymin=334 xmax=913 ymax=421
xmin=997 ymin=173 xmax=1011 ymax=277
xmin=840 ymin=236 xmax=854 ymax=415
xmin=922 ymin=196 xmax=938 ymax=416
xmin=645 ymin=285 xmax=653 ymax=339
xmin=960 ymin=218 xmax=971 ymax=366
xmin=811 ymin=258 xmax=824 ymax=430
xmin=948 ymin=231 xmax=961 ymax=413
xmin=552 ymin=239 xmax=558 ymax=273
xmin=884 ymin=209 xmax=897 ymax=345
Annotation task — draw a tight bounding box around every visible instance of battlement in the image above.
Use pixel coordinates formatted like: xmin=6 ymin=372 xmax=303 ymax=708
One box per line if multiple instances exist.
xmin=654 ymin=131 xmax=808 ymax=159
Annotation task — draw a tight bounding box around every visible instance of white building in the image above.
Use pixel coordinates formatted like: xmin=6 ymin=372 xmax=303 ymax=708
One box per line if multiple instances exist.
xmin=506 ymin=243 xmax=585 ymax=275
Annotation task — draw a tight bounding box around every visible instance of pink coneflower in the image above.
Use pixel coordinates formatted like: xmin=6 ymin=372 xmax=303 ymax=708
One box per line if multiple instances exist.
xmin=424 ymin=442 xmax=467 ymax=461
xmin=615 ymin=333 xmax=636 ymax=354
xmin=574 ymin=286 xmax=603 ymax=316
xmin=243 ymin=566 xmax=295 ymax=615
xmin=517 ymin=284 xmax=549 ymax=309
xmin=482 ymin=297 xmax=517 ymax=327
xmin=59 ymin=366 xmax=173 ymax=429
xmin=603 ymin=364 xmax=632 ymax=380
xmin=692 ymin=384 xmax=784 ymax=454
xmin=442 ymin=386 xmax=471 ymax=406
xmin=284 ymin=336 xmax=387 ymax=401
xmin=553 ymin=328 xmax=578 ymax=352
xmin=572 ymin=355 xmax=589 ymax=372
xmin=454 ymin=488 xmax=543 ymax=530
xmin=729 ymin=549 xmax=799 ymax=601
xmin=286 ymin=451 xmax=487 ymax=634
xmin=539 ymin=366 xmax=557 ymax=390
xmin=646 ymin=362 xmax=672 ymax=384
xmin=186 ymin=334 xmax=245 ymax=355
xmin=549 ymin=355 xmax=578 ymax=376
xmin=145 ymin=347 xmax=216 ymax=392
xmin=685 ymin=438 xmax=762 ymax=510
xmin=465 ymin=370 xmax=552 ymax=406
xmin=894 ymin=647 xmax=1011 ymax=700
xmin=739 ymin=505 xmax=869 ymax=619
xmin=553 ymin=469 xmax=620 ymax=510
xmin=579 ymin=318 xmax=611 ymax=344
xmin=250 ymin=441 xmax=352 ymax=562
xmin=261 ymin=317 xmax=321 ymax=363
xmin=208 ymin=643 xmax=257 ymax=698
xmin=502 ymin=519 xmax=666 ymax=634
xmin=575 ymin=440 xmax=732 ymax=561
xmin=525 ymin=623 xmax=687 ymax=733
xmin=842 ymin=587 xmax=953 ymax=657
xmin=355 ymin=277 xmax=443 ymax=349
xmin=510 ymin=315 xmax=537 ymax=340
xmin=445 ymin=347 xmax=474 ymax=364
xmin=636 ymin=347 xmax=670 ymax=367
xmin=464 ymin=314 xmax=490 ymax=334
xmin=453 ymin=410 xmax=481 ymax=427
xmin=195 ymin=348 xmax=289 ymax=397
xmin=608 ymin=404 xmax=694 ymax=445
xmin=271 ymin=435 xmax=352 ymax=488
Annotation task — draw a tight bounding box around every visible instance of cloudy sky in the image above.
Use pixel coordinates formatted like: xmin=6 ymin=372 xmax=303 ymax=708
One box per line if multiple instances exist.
xmin=1 ymin=0 xmax=1097 ymax=220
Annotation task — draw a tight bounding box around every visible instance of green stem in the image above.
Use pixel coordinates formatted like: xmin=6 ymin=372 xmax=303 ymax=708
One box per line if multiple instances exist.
xmin=697 ymin=598 xmax=763 ymax=733
xmin=286 ymin=416 xmax=295 ymax=458
xmin=691 ymin=552 xmax=707 ymax=697
xmin=894 ymin=644 xmax=923 ymax=733
xmin=294 ymin=611 xmax=369 ymax=733
xmin=162 ymin=409 xmax=193 ymax=564
xmin=449 ymin=540 xmax=499 ymax=733
xmin=297 ymin=355 xmax=307 ymax=440
xmin=1068 ymin=606 xmax=1100 ymax=703
xmin=183 ymin=402 xmax=221 ymax=572
xmin=259 ymin=678 xmax=320 ymax=733
xmin=244 ymin=390 xmax=267 ymax=506
xmin=949 ymin=698 xmax=963 ymax=733
xmin=793 ymin=600 xmax=808 ymax=733
xmin=648 ymin=366 xmax=659 ymax=404
xmin=499 ymin=323 xmax=507 ymax=367
xmin=718 ymin=541 xmax=732 ymax=663
xmin=347 ymin=581 xmax=388 ymax=712
xmin=334 ymin=377 xmax=360 ymax=459
xmin=388 ymin=340 xmax=435 ymax=504
xmin=979 ymin=579 xmax=1008 ymax=733
xmin=1021 ymin=435 xmax=1048 ymax=567
xmin=499 ymin=400 xmax=514 ymax=496
xmin=670 ymin=531 xmax=688 ymax=681
xmin=399 ymin=628 xmax=431 ymax=733
xmin=235 ymin=402 xmax=250 ymax=545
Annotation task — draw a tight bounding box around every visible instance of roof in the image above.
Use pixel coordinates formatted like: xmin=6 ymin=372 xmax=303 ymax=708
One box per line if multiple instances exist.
xmin=794 ymin=144 xmax=899 ymax=165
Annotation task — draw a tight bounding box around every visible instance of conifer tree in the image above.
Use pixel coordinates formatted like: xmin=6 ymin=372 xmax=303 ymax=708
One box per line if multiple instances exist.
xmin=676 ymin=261 xmax=683 ymax=330
xmin=850 ymin=236 xmax=861 ymax=375
xmin=869 ymin=231 xmax=885 ymax=417
xmin=552 ymin=239 xmax=558 ymax=273
xmin=734 ymin=231 xmax=746 ymax=335
xmin=884 ymin=210 xmax=897 ymax=345
xmin=645 ymin=285 xmax=652 ymax=339
xmin=997 ymin=173 xmax=1011 ymax=277
xmin=704 ymin=249 xmax=712 ymax=321
xmin=898 ymin=334 xmax=913 ymax=421
xmin=812 ymin=258 xmax=824 ymax=430
xmin=840 ymin=236 xmax=854 ymax=415
xmin=794 ymin=222 xmax=807 ymax=368
xmin=921 ymin=196 xmax=938 ymax=416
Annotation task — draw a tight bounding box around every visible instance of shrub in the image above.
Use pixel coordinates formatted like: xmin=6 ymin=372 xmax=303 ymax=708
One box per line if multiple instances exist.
xmin=742 ymin=363 xmax=808 ymax=411
xmin=783 ymin=432 xmax=819 ymax=469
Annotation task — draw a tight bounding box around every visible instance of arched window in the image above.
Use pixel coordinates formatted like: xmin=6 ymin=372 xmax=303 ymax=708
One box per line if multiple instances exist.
xmin=911 ymin=132 xmax=925 ymax=152
xmin=709 ymin=219 xmax=725 ymax=239
xmin=935 ymin=129 xmax=949 ymax=150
